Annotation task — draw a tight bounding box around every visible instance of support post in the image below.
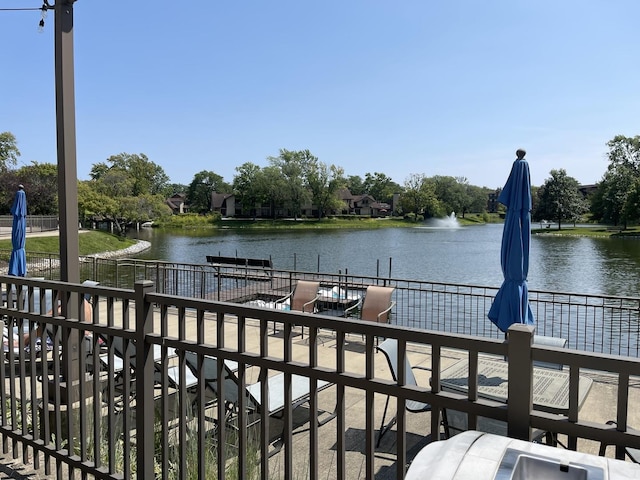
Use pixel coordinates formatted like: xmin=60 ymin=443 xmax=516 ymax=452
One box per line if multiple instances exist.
xmin=54 ymin=1 xmax=81 ymax=442
xmin=507 ymin=324 xmax=535 ymax=440
xmin=135 ymin=281 xmax=156 ymax=479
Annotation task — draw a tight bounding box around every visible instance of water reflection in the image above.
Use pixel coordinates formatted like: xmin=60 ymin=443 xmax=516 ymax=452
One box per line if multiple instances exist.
xmin=129 ymin=225 xmax=640 ymax=297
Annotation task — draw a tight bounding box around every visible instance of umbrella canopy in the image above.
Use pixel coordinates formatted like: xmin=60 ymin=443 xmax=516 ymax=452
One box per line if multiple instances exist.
xmin=488 ymin=152 xmax=535 ymax=332
xmin=8 ymin=187 xmax=27 ymax=277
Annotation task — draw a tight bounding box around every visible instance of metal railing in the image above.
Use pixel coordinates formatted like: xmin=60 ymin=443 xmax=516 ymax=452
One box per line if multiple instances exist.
xmin=1 ymin=277 xmax=640 ymax=479
xmin=0 ymin=215 xmax=58 ymax=235
xmin=8 ymin=252 xmax=640 ymax=357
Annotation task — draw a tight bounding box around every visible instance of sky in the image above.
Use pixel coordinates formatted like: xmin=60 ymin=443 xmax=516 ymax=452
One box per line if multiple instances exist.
xmin=1 ymin=1 xmax=639 ymax=190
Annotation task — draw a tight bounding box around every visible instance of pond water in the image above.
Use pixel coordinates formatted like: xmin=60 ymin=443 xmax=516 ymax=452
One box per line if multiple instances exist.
xmin=127 ymin=223 xmax=640 ymax=297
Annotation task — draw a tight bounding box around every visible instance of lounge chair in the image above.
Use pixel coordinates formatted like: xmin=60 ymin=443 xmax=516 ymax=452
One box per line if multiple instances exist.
xmin=376 ymin=338 xmax=434 ymax=447
xmin=599 ymin=421 xmax=640 ymax=462
xmin=273 ymin=280 xmax=320 ymax=336
xmin=185 ymin=351 xmax=336 ymax=455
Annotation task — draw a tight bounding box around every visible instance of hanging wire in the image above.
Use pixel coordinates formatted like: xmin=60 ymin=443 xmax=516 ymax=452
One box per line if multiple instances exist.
xmin=37 ymin=1 xmax=53 ymax=31
xmin=0 ymin=1 xmax=54 ymax=30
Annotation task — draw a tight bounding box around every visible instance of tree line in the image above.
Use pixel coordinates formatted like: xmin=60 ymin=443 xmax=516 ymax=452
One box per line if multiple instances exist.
xmin=1 ymin=131 xmax=639 ymax=230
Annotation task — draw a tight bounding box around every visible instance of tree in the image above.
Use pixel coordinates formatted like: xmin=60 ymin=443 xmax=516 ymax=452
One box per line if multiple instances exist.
xmin=0 ymin=132 xmax=20 ymax=171
xmin=533 ymin=169 xmax=587 ymax=229
xmin=345 ymin=175 xmax=365 ymax=195
xmin=362 ymin=172 xmax=401 ymax=204
xmin=233 ymin=163 xmax=264 ymax=219
xmin=91 ymin=153 xmax=170 ymax=196
xmin=427 ymin=175 xmax=469 ymax=218
xmin=305 ymin=161 xmax=345 ymax=218
xmin=399 ymin=173 xmax=440 ymax=219
xmin=261 ymin=166 xmax=288 ymax=218
xmin=188 ymin=170 xmax=229 ymax=214
xmin=590 ymin=135 xmax=640 ymax=227
xmin=78 ymin=181 xmax=117 ymax=227
xmin=14 ymin=162 xmax=58 ymax=215
xmin=269 ymin=149 xmax=313 ymax=219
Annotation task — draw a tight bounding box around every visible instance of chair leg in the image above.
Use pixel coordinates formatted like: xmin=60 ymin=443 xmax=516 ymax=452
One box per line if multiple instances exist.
xmin=441 ymin=409 xmax=451 ymax=439
xmin=377 ymin=395 xmax=396 ymax=448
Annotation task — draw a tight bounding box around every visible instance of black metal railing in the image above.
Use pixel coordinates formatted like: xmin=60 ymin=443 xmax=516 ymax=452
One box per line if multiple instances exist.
xmin=4 ymin=252 xmax=640 ymax=357
xmin=1 ymin=277 xmax=640 ymax=479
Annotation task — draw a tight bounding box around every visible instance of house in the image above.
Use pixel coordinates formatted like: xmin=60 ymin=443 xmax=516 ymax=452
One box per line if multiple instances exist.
xmin=166 ymin=193 xmax=188 ymax=214
xmin=211 ymin=193 xmax=236 ymax=217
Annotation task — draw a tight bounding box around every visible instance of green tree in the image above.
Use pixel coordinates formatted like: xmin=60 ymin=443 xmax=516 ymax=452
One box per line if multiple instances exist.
xmin=188 ymin=170 xmax=229 ymax=214
xmin=590 ymin=135 xmax=640 ymax=228
xmin=399 ymin=173 xmax=440 ymax=219
xmin=261 ymin=166 xmax=288 ymax=219
xmin=78 ymin=181 xmax=117 ymax=227
xmin=362 ymin=172 xmax=401 ymax=204
xmin=269 ymin=149 xmax=313 ymax=219
xmin=533 ymin=169 xmax=587 ymax=229
xmin=91 ymin=153 xmax=169 ymax=196
xmin=306 ymin=161 xmax=345 ymax=218
xmin=0 ymin=132 xmax=20 ymax=171
xmin=233 ymin=163 xmax=264 ymax=219
xmin=14 ymin=162 xmax=58 ymax=215
xmin=345 ymin=175 xmax=365 ymax=195
xmin=428 ymin=175 xmax=469 ymax=218
xmin=0 ymin=169 xmax=22 ymax=214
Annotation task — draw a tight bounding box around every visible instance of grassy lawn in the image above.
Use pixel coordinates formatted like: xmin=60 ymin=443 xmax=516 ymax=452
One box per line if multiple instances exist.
xmin=0 ymin=231 xmax=136 ymax=255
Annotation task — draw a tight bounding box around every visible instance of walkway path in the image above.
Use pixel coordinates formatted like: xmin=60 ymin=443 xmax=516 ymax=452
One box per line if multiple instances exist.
xmin=0 ymin=229 xmax=151 ymax=259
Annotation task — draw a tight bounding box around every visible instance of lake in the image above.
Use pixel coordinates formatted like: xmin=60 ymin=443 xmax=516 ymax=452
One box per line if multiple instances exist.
xmin=127 ymin=222 xmax=640 ymax=298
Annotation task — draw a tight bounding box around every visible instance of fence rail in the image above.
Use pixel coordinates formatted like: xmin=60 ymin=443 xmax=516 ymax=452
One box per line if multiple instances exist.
xmin=3 ymin=251 xmax=640 ymax=357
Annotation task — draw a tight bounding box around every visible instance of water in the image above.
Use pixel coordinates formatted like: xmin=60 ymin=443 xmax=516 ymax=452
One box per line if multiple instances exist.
xmin=127 ymin=223 xmax=640 ymax=297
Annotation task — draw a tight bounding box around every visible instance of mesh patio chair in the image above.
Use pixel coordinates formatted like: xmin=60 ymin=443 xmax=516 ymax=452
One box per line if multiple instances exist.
xmin=376 ymin=338 xmax=436 ymax=447
xmin=274 ymin=280 xmax=320 ymax=336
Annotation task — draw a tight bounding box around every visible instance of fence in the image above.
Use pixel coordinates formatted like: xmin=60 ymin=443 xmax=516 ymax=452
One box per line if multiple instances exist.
xmin=3 ymin=251 xmax=640 ymax=357
xmin=1 ymin=276 xmax=640 ymax=479
xmin=0 ymin=215 xmax=58 ymax=235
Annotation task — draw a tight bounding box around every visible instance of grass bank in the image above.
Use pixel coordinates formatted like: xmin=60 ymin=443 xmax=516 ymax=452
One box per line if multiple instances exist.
xmin=0 ymin=231 xmax=136 ymax=256
xmin=532 ymin=225 xmax=640 ymax=237
xmin=157 ymin=212 xmax=503 ymax=230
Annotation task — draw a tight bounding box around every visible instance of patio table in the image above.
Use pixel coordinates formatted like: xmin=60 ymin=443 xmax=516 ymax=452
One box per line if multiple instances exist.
xmin=440 ymin=356 xmax=593 ymax=439
xmin=440 ymin=356 xmax=593 ymax=414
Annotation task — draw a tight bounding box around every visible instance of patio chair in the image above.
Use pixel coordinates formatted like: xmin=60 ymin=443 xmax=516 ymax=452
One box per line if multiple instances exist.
xmin=185 ymin=351 xmax=336 ymax=455
xmin=376 ymin=338 xmax=436 ymax=447
xmin=345 ymin=285 xmax=395 ymax=323
xmin=344 ymin=285 xmax=395 ymax=344
xmin=273 ymin=280 xmax=320 ymax=336
xmin=598 ymin=421 xmax=640 ymax=462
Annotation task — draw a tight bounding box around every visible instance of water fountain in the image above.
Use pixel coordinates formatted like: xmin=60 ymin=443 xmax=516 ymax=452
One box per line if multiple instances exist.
xmin=429 ymin=212 xmax=461 ymax=228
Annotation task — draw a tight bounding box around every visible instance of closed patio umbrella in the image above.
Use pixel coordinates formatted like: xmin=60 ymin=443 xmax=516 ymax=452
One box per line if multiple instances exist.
xmin=488 ymin=150 xmax=534 ymax=332
xmin=8 ymin=185 xmax=27 ymax=277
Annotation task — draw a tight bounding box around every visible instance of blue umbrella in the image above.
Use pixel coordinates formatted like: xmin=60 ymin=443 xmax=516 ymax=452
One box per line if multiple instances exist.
xmin=8 ymin=186 xmax=27 ymax=277
xmin=488 ymin=150 xmax=535 ymax=332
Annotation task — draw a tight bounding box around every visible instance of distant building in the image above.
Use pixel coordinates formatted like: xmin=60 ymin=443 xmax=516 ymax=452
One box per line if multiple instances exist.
xmin=211 ymin=193 xmax=236 ymax=217
xmin=578 ymin=184 xmax=598 ymax=197
xmin=166 ymin=193 xmax=188 ymax=214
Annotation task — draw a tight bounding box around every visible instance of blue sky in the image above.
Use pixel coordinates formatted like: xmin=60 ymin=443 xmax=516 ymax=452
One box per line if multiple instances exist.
xmin=1 ymin=1 xmax=639 ymax=190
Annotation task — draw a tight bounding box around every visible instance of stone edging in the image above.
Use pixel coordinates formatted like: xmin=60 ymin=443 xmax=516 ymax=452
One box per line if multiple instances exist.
xmin=84 ymin=240 xmax=151 ymax=259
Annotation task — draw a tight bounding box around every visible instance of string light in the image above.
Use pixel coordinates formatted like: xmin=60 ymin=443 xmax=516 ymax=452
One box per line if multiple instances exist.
xmin=0 ymin=1 xmax=55 ymax=31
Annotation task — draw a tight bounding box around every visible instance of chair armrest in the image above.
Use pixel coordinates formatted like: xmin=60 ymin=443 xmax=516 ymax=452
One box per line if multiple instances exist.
xmin=275 ymin=292 xmax=293 ymax=305
xmin=376 ymin=301 xmax=396 ymax=321
xmin=302 ymin=294 xmax=320 ymax=313
xmin=344 ymin=299 xmax=362 ymax=317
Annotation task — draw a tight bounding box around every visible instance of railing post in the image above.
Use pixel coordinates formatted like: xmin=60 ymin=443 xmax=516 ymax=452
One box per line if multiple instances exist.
xmin=507 ymin=324 xmax=534 ymax=441
xmin=134 ymin=280 xmax=155 ymax=480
